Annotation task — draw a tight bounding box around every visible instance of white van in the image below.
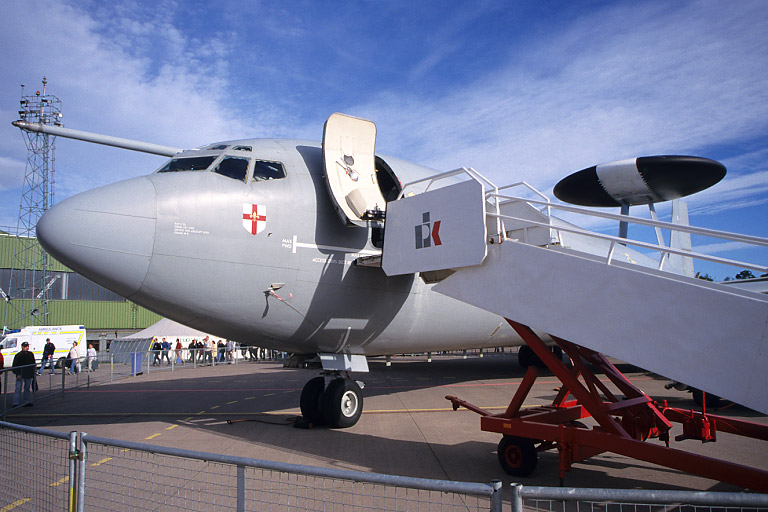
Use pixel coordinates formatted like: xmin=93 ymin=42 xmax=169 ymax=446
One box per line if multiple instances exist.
xmin=0 ymin=325 xmax=87 ymax=369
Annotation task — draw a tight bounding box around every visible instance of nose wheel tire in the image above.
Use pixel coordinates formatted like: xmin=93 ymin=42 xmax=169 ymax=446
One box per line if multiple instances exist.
xmin=497 ymin=435 xmax=538 ymax=477
xmin=320 ymin=378 xmax=363 ymax=428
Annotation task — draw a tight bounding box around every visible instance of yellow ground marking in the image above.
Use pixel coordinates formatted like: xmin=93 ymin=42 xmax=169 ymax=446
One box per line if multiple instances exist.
xmin=165 ymin=424 xmax=179 ymax=430
xmin=182 ymin=417 xmax=194 ymax=422
xmin=195 ymin=410 xmax=206 ymax=415
xmin=145 ymin=433 xmax=161 ymax=440
xmin=0 ymin=498 xmax=30 ymax=511
xmin=210 ymin=405 xmax=220 ymax=410
xmin=92 ymin=457 xmax=113 ymax=466
xmin=226 ymin=400 xmax=238 ymax=405
xmin=49 ymin=476 xmax=68 ymax=487
xmin=120 ymin=449 xmax=131 ymax=453
xmin=244 ymin=396 xmax=256 ymax=400
xmin=264 ymin=393 xmax=275 ymax=397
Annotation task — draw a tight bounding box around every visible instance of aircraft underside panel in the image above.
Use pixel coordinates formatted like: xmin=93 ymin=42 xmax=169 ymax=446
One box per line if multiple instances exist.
xmin=433 ymin=240 xmax=768 ymax=415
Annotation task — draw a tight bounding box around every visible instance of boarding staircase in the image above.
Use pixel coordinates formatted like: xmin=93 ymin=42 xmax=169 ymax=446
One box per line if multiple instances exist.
xmin=381 ymin=167 xmax=768 ymax=415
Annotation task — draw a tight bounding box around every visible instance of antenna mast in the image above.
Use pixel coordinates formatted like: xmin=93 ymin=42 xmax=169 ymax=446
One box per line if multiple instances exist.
xmin=3 ymin=77 xmax=62 ymax=331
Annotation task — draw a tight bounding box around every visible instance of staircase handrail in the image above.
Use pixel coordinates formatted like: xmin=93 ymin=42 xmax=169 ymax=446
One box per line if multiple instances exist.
xmin=487 ymin=193 xmax=768 ymax=274
xmin=491 ymin=193 xmax=768 ymax=247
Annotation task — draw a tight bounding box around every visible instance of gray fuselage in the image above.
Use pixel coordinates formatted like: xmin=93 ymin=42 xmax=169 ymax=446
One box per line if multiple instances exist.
xmin=37 ymin=139 xmax=519 ymax=354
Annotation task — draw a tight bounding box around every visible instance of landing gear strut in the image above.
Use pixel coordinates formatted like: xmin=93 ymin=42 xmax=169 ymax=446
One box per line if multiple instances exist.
xmin=299 ymin=374 xmax=364 ymax=428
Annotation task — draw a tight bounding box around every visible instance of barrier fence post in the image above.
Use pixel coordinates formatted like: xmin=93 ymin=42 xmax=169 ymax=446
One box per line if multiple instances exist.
xmin=490 ymin=480 xmax=502 ymax=512
xmin=2 ymin=371 xmax=7 ymax=420
xmin=237 ymin=464 xmax=245 ymax=512
xmin=512 ymin=483 xmax=523 ymax=512
xmin=68 ymin=431 xmax=78 ymax=512
xmin=77 ymin=433 xmax=86 ymax=512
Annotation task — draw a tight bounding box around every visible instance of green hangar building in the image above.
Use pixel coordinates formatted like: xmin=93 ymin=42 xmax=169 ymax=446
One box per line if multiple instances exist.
xmin=1 ymin=232 xmax=161 ymax=348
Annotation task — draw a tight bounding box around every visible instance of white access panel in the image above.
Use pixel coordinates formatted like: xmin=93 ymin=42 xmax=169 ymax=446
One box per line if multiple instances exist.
xmin=382 ymin=180 xmax=487 ymax=276
xmin=322 ymin=113 xmax=386 ymax=227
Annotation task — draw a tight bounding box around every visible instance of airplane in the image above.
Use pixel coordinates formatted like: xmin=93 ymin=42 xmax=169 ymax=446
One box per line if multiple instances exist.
xmin=11 ymin=113 xmax=764 ymax=430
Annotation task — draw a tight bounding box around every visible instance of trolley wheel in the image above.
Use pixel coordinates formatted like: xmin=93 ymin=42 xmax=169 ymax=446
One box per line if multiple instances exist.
xmin=321 ymin=378 xmax=363 ymax=428
xmin=55 ymin=357 xmax=66 ymax=369
xmin=497 ymin=436 xmax=538 ymax=477
xmin=299 ymin=377 xmax=326 ymax=426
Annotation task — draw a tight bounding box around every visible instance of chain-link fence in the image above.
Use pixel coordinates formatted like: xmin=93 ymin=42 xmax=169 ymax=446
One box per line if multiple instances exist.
xmin=512 ymin=484 xmax=768 ymax=512
xmin=2 ymin=421 xmax=767 ymax=512
xmin=0 ymin=423 xmax=73 ymax=511
xmin=0 ymin=421 xmax=502 ymax=511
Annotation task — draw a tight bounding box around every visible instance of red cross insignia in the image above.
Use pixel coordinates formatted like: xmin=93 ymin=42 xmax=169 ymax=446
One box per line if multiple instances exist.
xmin=242 ymin=204 xmax=267 ymax=235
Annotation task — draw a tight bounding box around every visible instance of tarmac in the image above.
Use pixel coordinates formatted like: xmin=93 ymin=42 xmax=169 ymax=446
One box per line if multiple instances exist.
xmin=4 ymin=352 xmax=768 ymax=492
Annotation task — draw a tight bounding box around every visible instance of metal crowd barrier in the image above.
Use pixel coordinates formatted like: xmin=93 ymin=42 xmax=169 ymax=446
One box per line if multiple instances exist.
xmin=0 ymin=349 xmax=285 ymax=420
xmin=512 ymin=484 xmax=768 ymax=512
xmin=2 ymin=421 xmax=767 ymax=511
xmin=0 ymin=421 xmax=501 ymax=511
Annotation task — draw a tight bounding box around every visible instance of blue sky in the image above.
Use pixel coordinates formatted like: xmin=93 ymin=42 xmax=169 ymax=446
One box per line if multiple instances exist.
xmin=1 ymin=0 xmax=766 ymax=280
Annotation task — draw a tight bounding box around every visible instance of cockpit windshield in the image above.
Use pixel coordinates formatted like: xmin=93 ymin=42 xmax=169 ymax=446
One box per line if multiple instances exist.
xmin=253 ymin=160 xmax=286 ymax=181
xmin=158 ymin=156 xmax=217 ymax=173
xmin=156 ymin=152 xmax=287 ymax=183
xmin=214 ymin=156 xmax=249 ymax=182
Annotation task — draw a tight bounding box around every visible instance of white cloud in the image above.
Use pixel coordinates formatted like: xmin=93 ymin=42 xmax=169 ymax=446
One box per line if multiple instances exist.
xmin=0 ymin=0 xmax=766 ymax=246
xmin=362 ymin=1 xmax=768 ymax=192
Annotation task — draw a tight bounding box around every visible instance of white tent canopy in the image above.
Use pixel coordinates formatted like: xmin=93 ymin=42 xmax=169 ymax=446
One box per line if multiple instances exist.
xmin=123 ymin=318 xmax=213 ymax=340
xmin=109 ymin=318 xmax=221 ymax=363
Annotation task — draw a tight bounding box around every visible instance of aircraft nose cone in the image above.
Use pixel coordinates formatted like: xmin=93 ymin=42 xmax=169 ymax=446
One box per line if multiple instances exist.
xmin=37 ymin=177 xmax=157 ymax=298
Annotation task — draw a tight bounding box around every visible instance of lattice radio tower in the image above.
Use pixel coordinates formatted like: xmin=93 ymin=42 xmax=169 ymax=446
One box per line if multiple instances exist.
xmin=3 ymin=77 xmax=62 ymax=331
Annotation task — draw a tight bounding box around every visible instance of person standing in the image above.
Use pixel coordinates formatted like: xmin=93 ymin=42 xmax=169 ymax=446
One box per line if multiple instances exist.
xmin=38 ymin=338 xmax=56 ymax=375
xmin=68 ymin=341 xmax=81 ymax=375
xmin=203 ymin=337 xmax=213 ymax=365
xmin=175 ymin=339 xmax=184 ymax=365
xmin=86 ymin=343 xmax=98 ymax=372
xmin=0 ymin=351 xmax=4 ymax=395
xmin=225 ymin=339 xmax=234 ymax=363
xmin=152 ymin=339 xmax=162 ymax=366
xmin=12 ymin=341 xmax=36 ymax=407
xmin=161 ymin=337 xmax=171 ymax=366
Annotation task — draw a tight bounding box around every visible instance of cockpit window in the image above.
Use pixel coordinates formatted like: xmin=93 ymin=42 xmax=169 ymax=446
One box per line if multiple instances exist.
xmin=208 ymin=144 xmax=229 ymax=150
xmin=214 ymin=156 xmax=250 ymax=182
xmin=158 ymin=156 xmax=217 ymax=173
xmin=233 ymin=145 xmax=252 ymax=152
xmin=253 ymin=160 xmax=286 ymax=181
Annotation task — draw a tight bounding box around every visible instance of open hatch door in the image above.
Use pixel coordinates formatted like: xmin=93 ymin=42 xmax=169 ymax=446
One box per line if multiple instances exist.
xmin=323 ymin=113 xmax=387 ymax=227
